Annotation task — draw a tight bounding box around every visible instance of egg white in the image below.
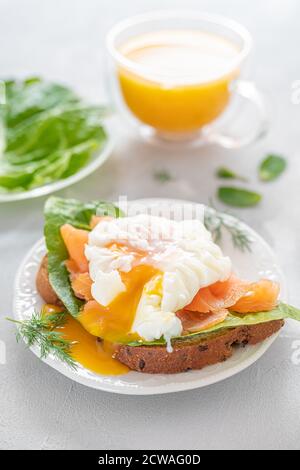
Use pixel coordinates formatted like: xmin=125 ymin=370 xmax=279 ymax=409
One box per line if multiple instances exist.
xmin=85 ymin=215 xmax=232 ymax=344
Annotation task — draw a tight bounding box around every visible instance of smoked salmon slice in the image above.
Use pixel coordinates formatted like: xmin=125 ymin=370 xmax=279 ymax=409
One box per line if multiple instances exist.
xmin=231 ymin=279 xmax=280 ymax=313
xmin=186 ymin=275 xmax=248 ymax=313
xmin=62 ymin=218 xmax=113 ymax=300
xmin=179 ymin=276 xmax=280 ymax=332
xmin=62 ymin=217 xmax=110 ymax=274
xmin=176 ymin=276 xmax=279 ymax=333
xmin=70 ymin=272 xmax=93 ymax=301
xmin=177 ymin=309 xmax=228 ymax=333
xmin=186 ymin=275 xmax=279 ymax=314
xmin=60 ymin=224 xmax=89 ymax=273
xmin=65 ymin=258 xmax=79 ymax=275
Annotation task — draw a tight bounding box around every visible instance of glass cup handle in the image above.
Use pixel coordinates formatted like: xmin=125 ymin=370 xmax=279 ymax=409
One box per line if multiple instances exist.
xmin=202 ymin=80 xmax=268 ymax=149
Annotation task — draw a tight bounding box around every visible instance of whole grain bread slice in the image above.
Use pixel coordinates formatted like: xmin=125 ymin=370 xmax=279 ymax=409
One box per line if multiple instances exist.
xmin=36 ymin=255 xmax=284 ymax=374
xmin=116 ymin=320 xmax=283 ymax=373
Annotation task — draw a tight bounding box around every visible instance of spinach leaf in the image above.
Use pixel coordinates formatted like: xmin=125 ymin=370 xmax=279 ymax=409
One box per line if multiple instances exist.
xmin=216 ymin=167 xmax=247 ymax=182
xmin=127 ymin=302 xmax=300 ymax=346
xmin=0 ymin=78 xmax=107 ymax=192
xmin=44 ymin=197 xmax=122 ymax=316
xmin=153 ymin=169 xmax=173 ymax=183
xmin=218 ymin=186 xmax=262 ymax=207
xmin=259 ymin=154 xmax=286 ymax=181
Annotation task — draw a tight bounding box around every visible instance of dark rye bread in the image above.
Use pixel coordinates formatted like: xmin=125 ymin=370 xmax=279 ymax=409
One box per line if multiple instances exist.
xmin=36 ymin=255 xmax=284 ymax=374
xmin=116 ymin=320 xmax=284 ymax=373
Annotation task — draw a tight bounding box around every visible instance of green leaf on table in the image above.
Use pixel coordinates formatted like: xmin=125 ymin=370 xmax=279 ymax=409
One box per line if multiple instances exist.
xmin=216 ymin=166 xmax=247 ymax=182
xmin=153 ymin=169 xmax=172 ymax=183
xmin=259 ymin=154 xmax=287 ymax=181
xmin=218 ymin=186 xmax=262 ymax=207
xmin=44 ymin=196 xmax=122 ymax=317
xmin=0 ymin=78 xmax=108 ymax=192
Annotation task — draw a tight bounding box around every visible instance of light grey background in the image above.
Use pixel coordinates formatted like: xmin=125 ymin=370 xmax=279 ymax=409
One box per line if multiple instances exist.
xmin=0 ymin=0 xmax=300 ymax=450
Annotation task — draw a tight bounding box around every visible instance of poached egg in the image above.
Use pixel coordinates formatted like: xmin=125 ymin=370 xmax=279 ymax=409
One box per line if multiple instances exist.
xmin=83 ymin=214 xmax=231 ymax=348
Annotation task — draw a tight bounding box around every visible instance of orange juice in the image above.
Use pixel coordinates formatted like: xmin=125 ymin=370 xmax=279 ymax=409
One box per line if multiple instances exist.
xmin=118 ymin=30 xmax=240 ymax=133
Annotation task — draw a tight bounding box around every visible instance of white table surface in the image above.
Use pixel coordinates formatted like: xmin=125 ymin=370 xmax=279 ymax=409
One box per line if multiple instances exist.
xmin=1 ymin=0 xmax=300 ymax=450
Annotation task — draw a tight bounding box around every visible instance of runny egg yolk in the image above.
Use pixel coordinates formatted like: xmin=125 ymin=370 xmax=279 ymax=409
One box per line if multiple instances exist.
xmin=78 ymin=262 xmax=161 ymax=343
xmin=43 ymin=305 xmax=129 ymax=375
xmin=77 ymin=242 xmax=162 ymax=344
xmin=53 ymin=241 xmax=163 ymax=375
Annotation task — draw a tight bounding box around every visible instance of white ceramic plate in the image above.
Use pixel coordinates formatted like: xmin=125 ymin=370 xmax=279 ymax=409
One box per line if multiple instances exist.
xmin=0 ymin=131 xmax=114 ymax=203
xmin=13 ymin=198 xmax=287 ymax=394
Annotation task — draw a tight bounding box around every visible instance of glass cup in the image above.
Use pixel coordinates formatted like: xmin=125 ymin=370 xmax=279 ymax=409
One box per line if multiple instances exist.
xmin=106 ymin=10 xmax=267 ymax=148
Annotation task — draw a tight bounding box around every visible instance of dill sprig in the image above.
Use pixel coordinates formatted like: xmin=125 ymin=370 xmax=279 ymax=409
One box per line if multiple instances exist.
xmin=7 ymin=311 xmax=77 ymax=370
xmin=204 ymin=206 xmax=252 ymax=252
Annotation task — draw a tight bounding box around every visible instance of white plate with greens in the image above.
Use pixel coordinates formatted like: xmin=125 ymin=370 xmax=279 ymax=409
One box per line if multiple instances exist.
xmin=0 ymin=78 xmax=113 ymax=202
xmin=11 ymin=197 xmax=295 ymax=395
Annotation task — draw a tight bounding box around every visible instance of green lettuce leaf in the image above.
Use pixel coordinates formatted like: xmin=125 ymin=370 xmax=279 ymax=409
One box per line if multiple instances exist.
xmin=126 ymin=303 xmax=300 ymax=347
xmin=44 ymin=196 xmax=122 ymax=317
xmin=0 ymin=78 xmax=107 ymax=191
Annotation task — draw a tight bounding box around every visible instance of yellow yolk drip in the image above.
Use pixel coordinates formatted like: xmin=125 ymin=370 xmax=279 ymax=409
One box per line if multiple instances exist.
xmin=43 ymin=305 xmax=129 ymax=375
xmin=48 ymin=238 xmax=162 ymax=375
xmin=77 ymin=263 xmax=161 ymax=343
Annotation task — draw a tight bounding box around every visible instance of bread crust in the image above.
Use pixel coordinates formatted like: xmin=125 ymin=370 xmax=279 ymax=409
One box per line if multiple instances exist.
xmin=36 ymin=255 xmax=284 ymax=374
xmin=116 ymin=320 xmax=284 ymax=374
xmin=36 ymin=256 xmax=60 ymax=305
